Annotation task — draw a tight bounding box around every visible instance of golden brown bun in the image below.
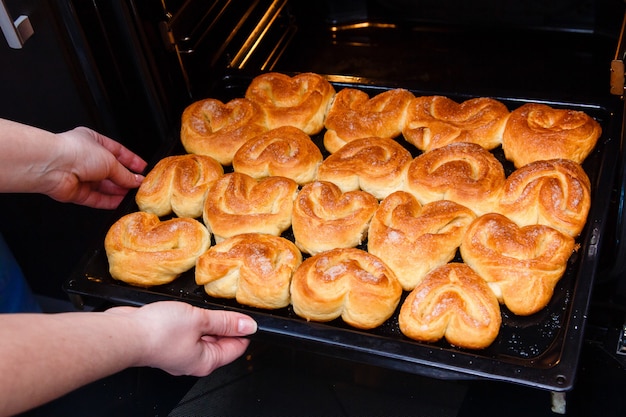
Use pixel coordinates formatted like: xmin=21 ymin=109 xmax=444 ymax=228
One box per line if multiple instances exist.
xmin=195 ymin=233 xmax=302 ymax=309
xmin=181 ymin=98 xmax=267 ymax=165
xmin=105 ymin=212 xmax=210 ymax=287
xmin=316 ymin=136 xmax=412 ymax=200
xmin=245 ymin=72 xmax=335 ymax=135
xmin=368 ymin=192 xmax=476 ymax=291
xmin=292 ymin=181 xmax=379 ymax=255
xmin=136 ymin=154 xmax=224 ymax=219
xmin=497 ymin=159 xmax=591 ymax=237
xmin=404 ymin=142 xmax=506 ymax=215
xmin=324 ymin=88 xmax=415 ymax=153
xmin=502 ymin=103 xmax=601 ymax=168
xmin=232 ymin=126 xmax=323 ymax=184
xmin=203 ymin=172 xmax=298 ymax=242
xmin=460 ymin=213 xmax=576 ymax=316
xmin=398 ymin=262 xmax=501 ymax=349
xmin=290 ymin=248 xmax=402 ymax=329
xmin=403 ymin=95 xmax=510 ymax=152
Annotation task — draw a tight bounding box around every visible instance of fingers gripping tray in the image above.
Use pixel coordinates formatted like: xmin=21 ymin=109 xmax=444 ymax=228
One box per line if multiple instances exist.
xmin=65 ymin=74 xmax=622 ymax=392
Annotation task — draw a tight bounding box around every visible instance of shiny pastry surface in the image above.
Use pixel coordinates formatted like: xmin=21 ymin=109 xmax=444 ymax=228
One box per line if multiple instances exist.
xmin=232 ymin=125 xmax=323 ymax=184
xmin=245 ymin=72 xmax=335 ymax=135
xmin=502 ymin=103 xmax=601 ymax=168
xmin=136 ymin=154 xmax=223 ymax=219
xmin=324 ymin=88 xmax=414 ymax=153
xmin=399 ymin=262 xmax=501 ymax=349
xmin=290 ymin=247 xmax=402 ymax=329
xmin=181 ymin=97 xmax=267 ymax=165
xmin=317 ymin=136 xmax=412 ymax=200
xmin=105 ymin=212 xmax=210 ymax=287
xmin=368 ymin=191 xmax=476 ymax=291
xmin=460 ymin=213 xmax=576 ymax=316
xmin=292 ymin=180 xmax=379 ymax=255
xmin=403 ymin=95 xmax=510 ymax=152
xmin=203 ymin=172 xmax=298 ymax=242
xmin=195 ymin=233 xmax=302 ymax=309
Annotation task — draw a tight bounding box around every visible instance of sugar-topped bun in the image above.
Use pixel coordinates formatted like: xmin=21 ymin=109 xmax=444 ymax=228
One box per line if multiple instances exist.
xmin=203 ymin=172 xmax=298 ymax=242
xmin=403 ymin=95 xmax=509 ymax=152
xmin=136 ymin=154 xmax=223 ymax=219
xmin=368 ymin=191 xmax=476 ymax=291
xmin=245 ymin=72 xmax=335 ymax=135
xmin=290 ymin=248 xmax=402 ymax=329
xmin=181 ymin=97 xmax=267 ymax=165
xmin=399 ymin=262 xmax=501 ymax=349
xmin=195 ymin=233 xmax=302 ymax=309
xmin=324 ymin=88 xmax=415 ymax=153
xmin=502 ymin=103 xmax=601 ymax=168
xmin=105 ymin=212 xmax=210 ymax=287
xmin=292 ymin=181 xmax=379 ymax=255
xmin=317 ymin=136 xmax=412 ymax=200
xmin=460 ymin=213 xmax=576 ymax=316
xmin=404 ymin=142 xmax=506 ymax=215
xmin=232 ymin=126 xmax=323 ymax=184
xmin=497 ymin=159 xmax=591 ymax=237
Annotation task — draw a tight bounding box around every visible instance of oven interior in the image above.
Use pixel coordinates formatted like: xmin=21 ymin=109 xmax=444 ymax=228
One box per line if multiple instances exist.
xmin=58 ymin=0 xmax=624 ymax=396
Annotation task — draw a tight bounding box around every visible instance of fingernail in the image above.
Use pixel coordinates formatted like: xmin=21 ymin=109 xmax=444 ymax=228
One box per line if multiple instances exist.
xmin=134 ymin=174 xmax=145 ymax=183
xmin=238 ymin=317 xmax=257 ymax=335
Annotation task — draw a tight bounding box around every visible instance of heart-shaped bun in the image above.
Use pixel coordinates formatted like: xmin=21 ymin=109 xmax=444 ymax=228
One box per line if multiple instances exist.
xmin=497 ymin=159 xmax=591 ymax=237
xmin=292 ymin=181 xmax=379 ymax=255
xmin=105 ymin=212 xmax=210 ymax=287
xmin=502 ymin=103 xmax=601 ymax=168
xmin=399 ymin=262 xmax=501 ymax=349
xmin=195 ymin=233 xmax=302 ymax=309
xmin=324 ymin=88 xmax=414 ymax=153
xmin=181 ymin=97 xmax=267 ymax=165
xmin=136 ymin=154 xmax=223 ymax=219
xmin=203 ymin=172 xmax=298 ymax=242
xmin=368 ymin=191 xmax=476 ymax=291
xmin=245 ymin=72 xmax=335 ymax=135
xmin=403 ymin=95 xmax=510 ymax=152
xmin=290 ymin=248 xmax=402 ymax=329
xmin=233 ymin=126 xmax=323 ymax=184
xmin=317 ymin=136 xmax=412 ymax=200
xmin=460 ymin=213 xmax=576 ymax=316
xmin=405 ymin=142 xmax=506 ymax=216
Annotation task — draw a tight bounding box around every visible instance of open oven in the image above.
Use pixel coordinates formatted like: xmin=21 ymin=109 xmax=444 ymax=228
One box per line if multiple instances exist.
xmin=4 ymin=0 xmax=626 ymax=415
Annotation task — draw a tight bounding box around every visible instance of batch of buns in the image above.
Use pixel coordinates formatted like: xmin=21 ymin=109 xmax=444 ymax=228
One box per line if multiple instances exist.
xmin=104 ymin=72 xmax=601 ymax=350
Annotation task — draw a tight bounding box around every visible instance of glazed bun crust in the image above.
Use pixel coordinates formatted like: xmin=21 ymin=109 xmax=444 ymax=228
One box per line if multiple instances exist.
xmin=403 ymin=95 xmax=510 ymax=152
xmin=324 ymin=88 xmax=414 ymax=153
xmin=405 ymin=142 xmax=506 ymax=215
xmin=195 ymin=233 xmax=302 ymax=309
xmin=232 ymin=125 xmax=323 ymax=184
xmin=460 ymin=213 xmax=575 ymax=316
xmin=502 ymin=103 xmax=601 ymax=168
xmin=317 ymin=136 xmax=413 ymax=200
xmin=203 ymin=172 xmax=298 ymax=242
xmin=497 ymin=159 xmax=591 ymax=237
xmin=181 ymin=97 xmax=267 ymax=165
xmin=399 ymin=262 xmax=501 ymax=349
xmin=368 ymin=191 xmax=476 ymax=291
xmin=245 ymin=72 xmax=335 ymax=135
xmin=290 ymin=248 xmax=402 ymax=329
xmin=292 ymin=181 xmax=379 ymax=255
xmin=136 ymin=154 xmax=224 ymax=219
xmin=105 ymin=212 xmax=210 ymax=287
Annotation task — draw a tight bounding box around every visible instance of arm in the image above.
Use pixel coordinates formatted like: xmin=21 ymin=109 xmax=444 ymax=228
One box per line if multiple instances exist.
xmin=0 ymin=301 xmax=257 ymax=416
xmin=0 ymin=118 xmax=147 ymax=209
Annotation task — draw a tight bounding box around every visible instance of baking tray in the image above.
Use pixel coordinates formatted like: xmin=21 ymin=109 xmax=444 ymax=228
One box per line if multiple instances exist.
xmin=64 ymin=72 xmax=622 ymax=392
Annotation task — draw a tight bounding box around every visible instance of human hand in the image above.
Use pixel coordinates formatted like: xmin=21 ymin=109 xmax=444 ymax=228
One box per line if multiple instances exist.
xmin=105 ymin=301 xmax=257 ymax=376
xmin=46 ymin=127 xmax=148 ymax=209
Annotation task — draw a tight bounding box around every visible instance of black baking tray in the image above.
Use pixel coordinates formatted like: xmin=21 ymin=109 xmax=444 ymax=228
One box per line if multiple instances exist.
xmin=64 ymin=72 xmax=622 ymax=392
